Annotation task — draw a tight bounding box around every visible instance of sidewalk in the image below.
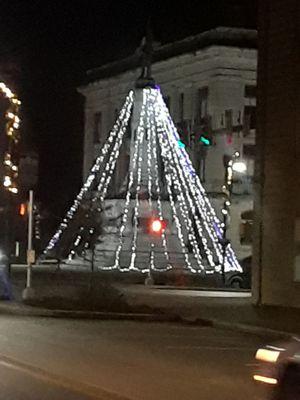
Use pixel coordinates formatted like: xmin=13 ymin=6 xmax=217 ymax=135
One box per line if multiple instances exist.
xmin=1 ymin=280 xmax=299 ymax=339
xmin=118 ymin=284 xmax=300 ymax=338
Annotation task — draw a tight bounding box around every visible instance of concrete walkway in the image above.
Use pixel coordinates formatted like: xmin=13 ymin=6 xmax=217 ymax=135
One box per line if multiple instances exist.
xmin=1 ymin=278 xmax=300 ymax=339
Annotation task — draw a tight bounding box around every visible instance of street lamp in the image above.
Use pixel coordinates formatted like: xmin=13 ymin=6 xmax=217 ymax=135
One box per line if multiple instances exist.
xmin=220 ymin=151 xmax=247 ymax=285
xmin=232 ymin=160 xmax=247 ymax=173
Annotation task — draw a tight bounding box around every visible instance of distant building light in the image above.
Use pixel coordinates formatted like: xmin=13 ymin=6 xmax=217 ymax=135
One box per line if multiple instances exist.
xmin=3 ymin=176 xmax=12 ymax=187
xmin=9 ymin=187 xmax=18 ymax=194
xmin=7 ymin=112 xmax=15 ymax=119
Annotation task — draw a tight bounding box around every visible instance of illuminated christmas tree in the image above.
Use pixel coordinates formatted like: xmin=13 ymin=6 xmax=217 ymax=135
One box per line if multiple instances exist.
xmin=44 ymin=84 xmax=241 ymax=276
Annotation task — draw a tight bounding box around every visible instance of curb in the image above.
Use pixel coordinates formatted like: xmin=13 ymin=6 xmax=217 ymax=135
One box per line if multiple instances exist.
xmin=0 ymin=302 xmax=297 ymax=339
xmin=0 ymin=302 xmax=181 ymax=323
xmin=151 ymin=285 xmax=250 ymax=293
xmin=179 ymin=315 xmax=296 ymax=339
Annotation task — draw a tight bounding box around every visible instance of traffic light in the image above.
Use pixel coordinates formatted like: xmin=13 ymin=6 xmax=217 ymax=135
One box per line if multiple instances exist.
xmin=19 ymin=203 xmax=27 ymax=216
xmin=149 ymin=218 xmax=166 ymax=235
xmin=199 ymin=134 xmax=212 ymax=146
xmin=177 ymin=139 xmax=186 ymax=149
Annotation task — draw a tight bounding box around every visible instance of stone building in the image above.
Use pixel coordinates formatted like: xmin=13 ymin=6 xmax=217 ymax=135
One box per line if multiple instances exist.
xmin=78 ymin=27 xmax=257 ymax=260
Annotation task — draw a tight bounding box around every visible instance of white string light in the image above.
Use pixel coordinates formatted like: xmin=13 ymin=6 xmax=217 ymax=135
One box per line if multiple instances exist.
xmin=162 ymin=120 xmax=229 ymax=267
xmin=155 ymin=90 xmax=241 ymax=272
xmin=153 ymin=92 xmax=215 ymax=268
xmin=147 ymin=94 xmax=173 ymax=272
xmin=128 ymin=93 xmax=147 ymax=271
xmin=112 ymin=89 xmax=148 ymax=271
xmin=44 ymin=91 xmax=134 ymax=254
xmin=159 ymin=129 xmax=204 ymax=270
xmin=66 ymin=94 xmax=135 ymax=261
xmin=45 ymin=86 xmax=241 ymax=274
xmin=153 ymin=99 xmax=197 ymax=273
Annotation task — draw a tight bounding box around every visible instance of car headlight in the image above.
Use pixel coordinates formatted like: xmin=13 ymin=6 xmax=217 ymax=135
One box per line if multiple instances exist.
xmin=253 ymin=375 xmax=278 ymax=385
xmin=255 ymin=348 xmax=280 ymax=363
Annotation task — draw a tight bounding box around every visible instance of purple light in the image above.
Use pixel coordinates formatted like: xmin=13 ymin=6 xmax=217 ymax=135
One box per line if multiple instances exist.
xmin=213 ymin=222 xmax=223 ymax=240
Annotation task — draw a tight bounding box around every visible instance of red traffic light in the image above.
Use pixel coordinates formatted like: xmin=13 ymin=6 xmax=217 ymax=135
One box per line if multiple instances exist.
xmin=149 ymin=218 xmax=166 ymax=235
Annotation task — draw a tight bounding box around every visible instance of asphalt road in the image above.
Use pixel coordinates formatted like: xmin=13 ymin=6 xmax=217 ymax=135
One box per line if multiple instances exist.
xmin=0 ymin=315 xmax=270 ymax=400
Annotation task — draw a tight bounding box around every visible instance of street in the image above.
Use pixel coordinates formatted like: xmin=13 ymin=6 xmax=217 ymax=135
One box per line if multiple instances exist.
xmin=0 ymin=315 xmax=270 ymax=399
xmin=0 ymin=361 xmax=91 ymax=400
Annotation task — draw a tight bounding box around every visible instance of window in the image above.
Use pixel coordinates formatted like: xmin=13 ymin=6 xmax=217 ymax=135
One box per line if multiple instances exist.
xmin=225 ymin=109 xmax=233 ymax=130
xmin=93 ymin=112 xmax=102 ymax=144
xmin=179 ymin=93 xmax=184 ymax=122
xmin=243 ymin=144 xmax=256 ymax=158
xmin=244 ymin=85 xmax=256 ymax=98
xmin=244 ymin=106 xmax=256 ymax=130
xmin=197 ymin=87 xmax=208 ymax=122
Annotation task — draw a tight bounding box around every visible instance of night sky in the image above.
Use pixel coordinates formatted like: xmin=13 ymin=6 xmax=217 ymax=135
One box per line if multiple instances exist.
xmin=0 ymin=0 xmax=257 ymax=217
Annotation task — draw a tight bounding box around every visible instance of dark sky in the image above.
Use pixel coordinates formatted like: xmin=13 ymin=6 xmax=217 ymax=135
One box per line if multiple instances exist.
xmin=0 ymin=0 xmax=257 ymax=217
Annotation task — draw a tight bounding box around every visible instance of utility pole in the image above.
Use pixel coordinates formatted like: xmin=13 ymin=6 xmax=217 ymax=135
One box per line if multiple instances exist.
xmin=221 ymin=152 xmax=238 ymax=285
xmin=221 ymin=151 xmax=247 ymax=285
xmin=22 ymin=190 xmax=35 ymax=299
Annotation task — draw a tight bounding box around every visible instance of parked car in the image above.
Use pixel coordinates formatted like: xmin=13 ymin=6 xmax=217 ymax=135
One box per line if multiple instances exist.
xmin=224 ymin=255 xmax=252 ymax=289
xmin=254 ymin=337 xmax=300 ymax=399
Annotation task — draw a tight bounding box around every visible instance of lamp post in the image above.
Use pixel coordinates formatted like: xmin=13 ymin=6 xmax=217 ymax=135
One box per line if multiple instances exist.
xmin=220 ymin=152 xmax=247 ymax=285
xmin=22 ymin=190 xmax=35 ymax=300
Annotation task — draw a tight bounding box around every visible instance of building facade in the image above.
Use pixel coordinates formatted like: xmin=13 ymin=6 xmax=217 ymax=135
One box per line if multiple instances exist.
xmin=79 ymin=27 xmax=257 ymax=260
xmin=252 ymin=0 xmax=300 ymax=307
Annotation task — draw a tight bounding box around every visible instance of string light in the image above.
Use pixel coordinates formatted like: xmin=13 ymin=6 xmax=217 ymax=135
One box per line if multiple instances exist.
xmin=155 ymin=93 xmax=216 ymax=268
xmin=113 ymin=89 xmax=148 ymax=272
xmin=44 ymin=91 xmax=134 ymax=254
xmin=155 ymin=89 xmax=241 ymax=272
xmin=147 ymin=97 xmax=171 ymax=271
xmin=153 ymin=96 xmax=197 ymax=273
xmin=44 ymin=86 xmax=241 ymax=275
xmin=129 ymin=102 xmax=145 ymax=271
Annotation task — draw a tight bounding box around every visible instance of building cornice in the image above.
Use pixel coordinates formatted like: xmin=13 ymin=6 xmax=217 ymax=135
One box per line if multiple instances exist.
xmin=81 ymin=27 xmax=257 ymax=89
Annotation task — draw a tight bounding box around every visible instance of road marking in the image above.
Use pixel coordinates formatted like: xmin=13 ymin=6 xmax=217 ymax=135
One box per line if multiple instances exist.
xmin=166 ymin=345 xmax=256 ymax=351
xmin=0 ymin=356 xmax=128 ymax=400
xmin=152 ymin=289 xmax=252 ymax=298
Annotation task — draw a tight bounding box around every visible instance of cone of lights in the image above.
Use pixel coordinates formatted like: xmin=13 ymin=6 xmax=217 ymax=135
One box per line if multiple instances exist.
xmin=44 ymin=87 xmax=241 ymax=274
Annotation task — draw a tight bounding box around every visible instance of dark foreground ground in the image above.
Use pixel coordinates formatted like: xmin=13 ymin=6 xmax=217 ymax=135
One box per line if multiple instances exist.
xmin=0 ymin=315 xmax=272 ymax=400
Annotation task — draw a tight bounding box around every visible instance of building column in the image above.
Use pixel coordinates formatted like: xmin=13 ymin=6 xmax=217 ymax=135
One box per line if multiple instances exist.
xmin=252 ymin=0 xmax=300 ymax=306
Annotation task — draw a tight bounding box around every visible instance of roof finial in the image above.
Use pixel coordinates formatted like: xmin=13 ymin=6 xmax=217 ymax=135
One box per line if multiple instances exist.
xmin=136 ymin=19 xmax=156 ymax=88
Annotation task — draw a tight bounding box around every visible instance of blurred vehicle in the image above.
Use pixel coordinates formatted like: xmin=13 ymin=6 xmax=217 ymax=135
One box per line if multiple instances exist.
xmin=225 ymin=255 xmax=252 ymax=289
xmin=254 ymin=337 xmax=300 ymax=399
